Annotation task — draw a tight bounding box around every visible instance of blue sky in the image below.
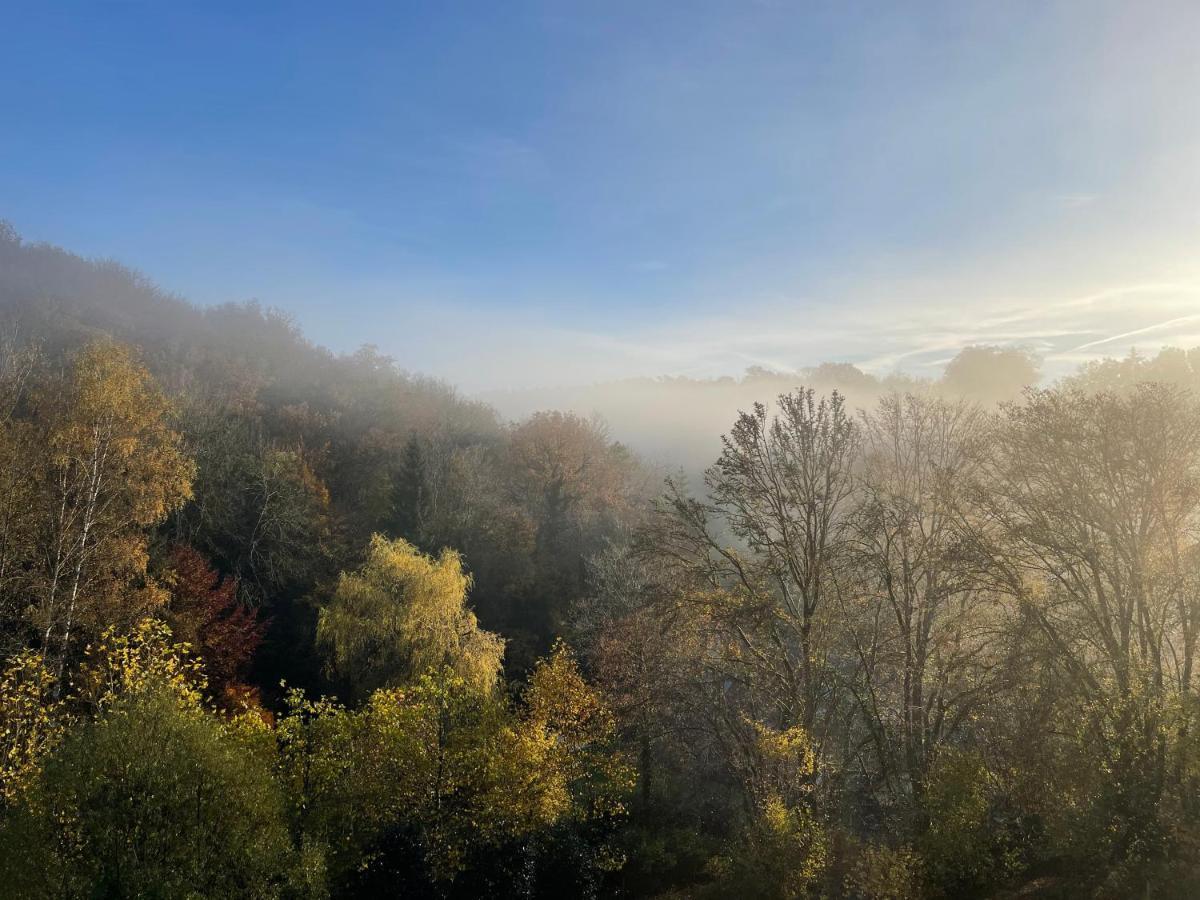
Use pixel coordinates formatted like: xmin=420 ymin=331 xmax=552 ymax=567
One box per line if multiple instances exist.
xmin=3 ymin=1 xmax=1199 ymax=388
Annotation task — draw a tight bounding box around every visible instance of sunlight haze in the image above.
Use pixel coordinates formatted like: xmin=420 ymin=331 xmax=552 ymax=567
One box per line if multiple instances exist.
xmin=3 ymin=1 xmax=1198 ymax=390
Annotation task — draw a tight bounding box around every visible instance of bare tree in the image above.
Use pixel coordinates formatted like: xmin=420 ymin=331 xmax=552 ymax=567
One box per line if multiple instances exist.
xmin=979 ymin=383 xmax=1200 ymax=857
xmin=844 ymin=394 xmax=1005 ymax=805
xmin=653 ymin=389 xmax=859 ymax=748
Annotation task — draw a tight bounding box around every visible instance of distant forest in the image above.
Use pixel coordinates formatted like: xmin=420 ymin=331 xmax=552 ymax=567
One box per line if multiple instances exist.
xmin=2 ymin=222 xmax=1200 ymax=898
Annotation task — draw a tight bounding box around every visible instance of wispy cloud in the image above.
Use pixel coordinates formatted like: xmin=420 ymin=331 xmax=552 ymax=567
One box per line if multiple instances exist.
xmin=1073 ymin=313 xmax=1200 ymax=351
xmin=439 ymin=278 xmax=1200 ymax=391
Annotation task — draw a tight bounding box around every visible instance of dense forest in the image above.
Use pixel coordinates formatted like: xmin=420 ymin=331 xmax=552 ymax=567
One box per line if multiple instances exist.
xmin=2 ymin=224 xmax=1200 ymax=898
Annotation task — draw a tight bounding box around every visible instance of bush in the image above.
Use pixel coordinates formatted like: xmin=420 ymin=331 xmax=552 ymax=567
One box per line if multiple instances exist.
xmin=844 ymin=843 xmax=922 ymax=900
xmin=0 ymin=686 xmax=307 ymax=898
xmin=919 ymin=749 xmax=994 ymax=897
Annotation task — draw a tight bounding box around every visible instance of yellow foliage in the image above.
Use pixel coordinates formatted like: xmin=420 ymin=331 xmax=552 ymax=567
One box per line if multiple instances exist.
xmin=845 ymin=843 xmax=923 ymax=900
xmin=708 ymin=719 xmax=828 ymax=897
xmin=526 ymin=641 xmax=613 ymax=742
xmin=710 ymin=787 xmax=828 ymax=899
xmin=318 ymin=535 xmax=504 ymax=697
xmin=524 ymin=642 xmax=634 ymax=823
xmin=0 ymin=651 xmax=64 ymax=803
xmin=46 ymin=340 xmax=194 ymax=520
xmin=276 ymin=651 xmax=633 ymax=888
xmin=0 ymin=618 xmax=209 ymax=807
xmin=744 ymin=717 xmax=818 ymax=814
xmin=76 ymin=618 xmax=206 ymax=712
xmin=755 ymin=720 xmax=817 ymax=773
xmin=31 ymin=340 xmax=194 ymax=656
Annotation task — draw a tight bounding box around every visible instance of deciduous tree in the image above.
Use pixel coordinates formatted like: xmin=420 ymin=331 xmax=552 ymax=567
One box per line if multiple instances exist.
xmin=317 ymin=534 xmax=504 ymax=699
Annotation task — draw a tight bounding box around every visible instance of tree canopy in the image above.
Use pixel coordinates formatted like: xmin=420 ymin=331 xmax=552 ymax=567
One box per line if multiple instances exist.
xmin=2 ymin=227 xmax=1200 ymax=897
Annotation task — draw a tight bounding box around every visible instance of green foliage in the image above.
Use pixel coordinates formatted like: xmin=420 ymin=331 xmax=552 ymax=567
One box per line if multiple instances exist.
xmin=277 ymin=658 xmax=632 ymax=894
xmin=705 ymin=722 xmax=829 ymax=899
xmin=388 ymin=432 xmax=431 ymax=545
xmin=273 ymin=687 xmax=377 ymax=887
xmin=176 ymin=406 xmax=334 ymax=607
xmin=918 ymin=750 xmax=996 ymax=897
xmin=844 ymin=843 xmax=923 ymax=900
xmin=0 ymin=622 xmax=310 ymax=900
xmin=1038 ymin=687 xmax=1176 ymax=889
xmin=10 ymin=232 xmax=1200 ymax=898
xmin=705 ymin=794 xmax=829 ymax=900
xmin=0 ymin=686 xmax=303 ymax=899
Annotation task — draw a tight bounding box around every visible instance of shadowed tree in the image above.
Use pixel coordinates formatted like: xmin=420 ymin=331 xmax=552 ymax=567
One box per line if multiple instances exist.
xmin=389 ymin=432 xmax=433 ymax=546
xmin=980 ymin=383 xmax=1200 ymax=868
xmin=162 ymin=544 xmax=266 ymax=705
xmin=655 ymin=388 xmax=860 ymax=736
xmin=940 ymin=345 xmax=1040 ymax=405
xmin=845 ymin=394 xmax=1004 ymax=806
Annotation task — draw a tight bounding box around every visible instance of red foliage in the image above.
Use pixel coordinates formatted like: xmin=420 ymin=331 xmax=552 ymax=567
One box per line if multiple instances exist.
xmin=221 ymin=682 xmax=273 ymax=725
xmin=165 ymin=545 xmax=266 ymax=702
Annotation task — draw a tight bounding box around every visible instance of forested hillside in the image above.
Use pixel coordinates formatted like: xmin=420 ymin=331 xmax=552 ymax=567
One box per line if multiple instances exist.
xmin=2 ymin=224 xmax=1200 ymax=898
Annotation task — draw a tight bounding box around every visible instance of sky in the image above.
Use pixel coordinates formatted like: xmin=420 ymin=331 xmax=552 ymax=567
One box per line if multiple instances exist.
xmin=2 ymin=0 xmax=1199 ymax=390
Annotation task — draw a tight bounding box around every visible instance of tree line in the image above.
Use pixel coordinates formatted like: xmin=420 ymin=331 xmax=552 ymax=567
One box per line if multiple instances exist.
xmin=2 ymin=225 xmax=1200 ymax=896
xmin=0 ymin=336 xmax=637 ymax=897
xmin=591 ymin=368 xmax=1200 ymax=897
